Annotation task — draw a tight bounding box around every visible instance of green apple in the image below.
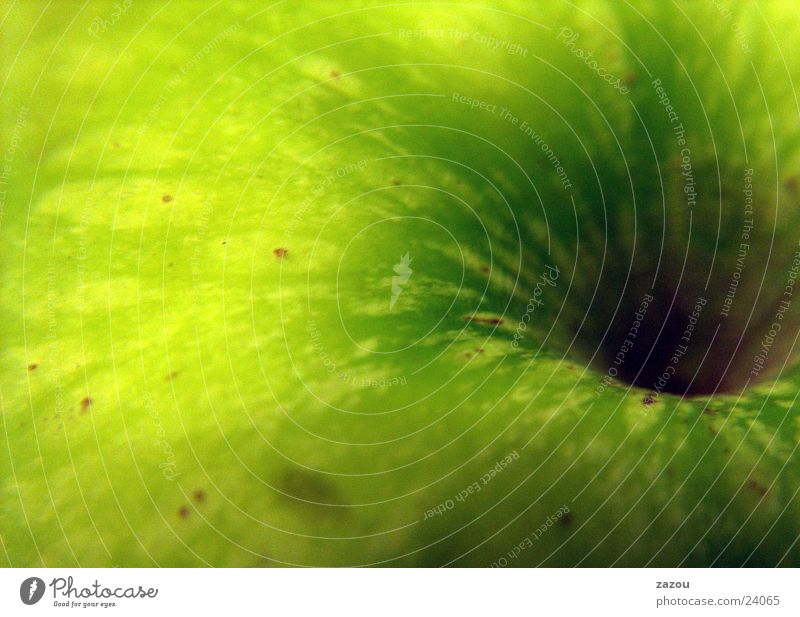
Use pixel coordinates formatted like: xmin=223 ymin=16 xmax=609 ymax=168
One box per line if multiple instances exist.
xmin=2 ymin=0 xmax=800 ymax=567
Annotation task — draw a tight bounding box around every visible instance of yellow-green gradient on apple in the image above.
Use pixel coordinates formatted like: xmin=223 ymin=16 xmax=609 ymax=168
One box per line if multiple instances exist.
xmin=2 ymin=1 xmax=800 ymax=566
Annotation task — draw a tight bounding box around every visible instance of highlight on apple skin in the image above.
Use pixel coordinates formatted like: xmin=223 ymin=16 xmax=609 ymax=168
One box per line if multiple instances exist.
xmin=2 ymin=0 xmax=800 ymax=567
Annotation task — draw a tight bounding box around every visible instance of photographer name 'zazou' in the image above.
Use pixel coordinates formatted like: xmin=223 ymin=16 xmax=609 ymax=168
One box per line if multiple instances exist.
xmin=50 ymin=576 xmax=158 ymax=600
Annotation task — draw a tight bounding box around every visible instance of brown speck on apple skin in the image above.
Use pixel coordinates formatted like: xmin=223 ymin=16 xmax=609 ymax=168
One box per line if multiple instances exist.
xmin=390 ymin=178 xmax=401 ymax=186
xmin=330 ymin=70 xmax=340 ymax=80
xmin=642 ymin=395 xmax=655 ymax=406
xmin=280 ymin=469 xmax=339 ymax=507
xmin=747 ymin=479 xmax=768 ymax=496
xmin=161 ymin=194 xmax=173 ymax=203
xmin=192 ymin=489 xmax=206 ymax=503
xmin=273 ymin=247 xmax=288 ymax=259
xmin=28 ymin=363 xmax=38 ymax=371
xmin=178 ymin=505 xmax=190 ymax=519
xmin=559 ymin=512 xmax=573 ymax=527
xmin=479 ymin=265 xmax=490 ymax=274
xmin=80 ymin=397 xmax=93 ymax=413
xmin=166 ymin=371 xmax=179 ymax=381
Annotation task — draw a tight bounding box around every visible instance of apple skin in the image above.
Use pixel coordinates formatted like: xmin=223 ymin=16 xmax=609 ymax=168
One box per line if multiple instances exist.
xmin=1 ymin=1 xmax=800 ymax=567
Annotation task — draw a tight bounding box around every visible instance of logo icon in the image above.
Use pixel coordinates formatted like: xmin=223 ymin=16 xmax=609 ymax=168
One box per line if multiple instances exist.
xmin=20 ymin=577 xmax=46 ymax=605
xmin=390 ymin=253 xmax=413 ymax=310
